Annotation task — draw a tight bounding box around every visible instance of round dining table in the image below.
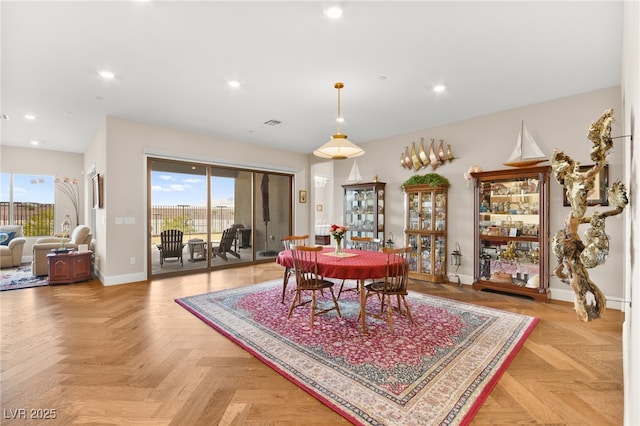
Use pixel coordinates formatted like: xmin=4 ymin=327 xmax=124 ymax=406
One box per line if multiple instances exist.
xmin=276 ymin=247 xmax=403 ymax=331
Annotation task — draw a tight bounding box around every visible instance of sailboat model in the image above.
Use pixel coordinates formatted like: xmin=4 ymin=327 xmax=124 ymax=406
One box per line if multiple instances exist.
xmin=503 ymin=121 xmax=548 ymax=167
xmin=346 ymin=159 xmax=363 ymax=183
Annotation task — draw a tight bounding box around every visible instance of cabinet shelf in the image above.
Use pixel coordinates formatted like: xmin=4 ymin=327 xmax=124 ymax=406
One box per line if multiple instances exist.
xmin=479 ymin=235 xmax=539 ymax=243
xmin=471 ymin=166 xmax=550 ymax=302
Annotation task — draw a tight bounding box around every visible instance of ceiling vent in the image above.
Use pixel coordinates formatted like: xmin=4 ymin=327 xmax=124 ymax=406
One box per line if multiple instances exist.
xmin=264 ymin=119 xmax=282 ymax=127
xmin=1 ymin=114 xmax=10 ymax=120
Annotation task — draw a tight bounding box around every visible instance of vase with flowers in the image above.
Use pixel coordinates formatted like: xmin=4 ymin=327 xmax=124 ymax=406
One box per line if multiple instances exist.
xmin=329 ymin=224 xmax=348 ymax=255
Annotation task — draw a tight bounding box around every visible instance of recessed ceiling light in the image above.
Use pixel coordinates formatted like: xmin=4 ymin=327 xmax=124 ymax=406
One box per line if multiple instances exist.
xmin=433 ymin=84 xmax=446 ymax=93
xmin=99 ymin=70 xmax=115 ymax=79
xmin=30 ymin=140 xmax=42 ymax=145
xmin=325 ymin=6 xmax=343 ymax=19
xmin=228 ymin=80 xmax=241 ymax=88
xmin=24 ymin=114 xmax=36 ymax=120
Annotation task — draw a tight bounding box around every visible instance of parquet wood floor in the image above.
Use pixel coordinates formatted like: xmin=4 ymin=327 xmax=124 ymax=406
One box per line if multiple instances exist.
xmin=1 ymin=263 xmax=623 ymax=425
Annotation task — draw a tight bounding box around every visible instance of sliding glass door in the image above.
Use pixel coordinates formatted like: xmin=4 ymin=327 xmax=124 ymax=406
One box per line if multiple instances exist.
xmin=149 ymin=160 xmax=208 ymax=276
xmin=148 ymin=158 xmax=292 ymax=277
xmin=255 ymin=172 xmax=290 ymax=259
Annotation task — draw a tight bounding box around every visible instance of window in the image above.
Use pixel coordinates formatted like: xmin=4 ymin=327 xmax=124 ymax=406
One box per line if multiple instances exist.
xmin=0 ymin=173 xmax=55 ymax=236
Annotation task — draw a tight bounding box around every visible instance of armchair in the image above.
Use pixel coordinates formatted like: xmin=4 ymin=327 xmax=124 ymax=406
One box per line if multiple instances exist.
xmin=31 ymin=225 xmax=92 ymax=276
xmin=0 ymin=225 xmax=27 ymax=268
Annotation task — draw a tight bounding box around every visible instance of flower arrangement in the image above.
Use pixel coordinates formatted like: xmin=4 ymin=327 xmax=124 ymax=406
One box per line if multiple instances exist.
xmin=329 ymin=224 xmax=348 ymax=243
xmin=329 ymin=224 xmax=348 ymax=254
xmin=55 ymin=177 xmax=79 ymax=227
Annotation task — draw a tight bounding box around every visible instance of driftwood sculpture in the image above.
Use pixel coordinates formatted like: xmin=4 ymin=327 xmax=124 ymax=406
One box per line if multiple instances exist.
xmin=551 ymin=108 xmax=628 ymax=321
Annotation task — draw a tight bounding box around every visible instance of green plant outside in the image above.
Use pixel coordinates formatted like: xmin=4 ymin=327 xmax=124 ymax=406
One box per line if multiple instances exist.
xmin=161 ymin=215 xmax=196 ymax=234
xmin=401 ymin=173 xmax=450 ymax=189
xmin=22 ymin=206 xmax=54 ymax=236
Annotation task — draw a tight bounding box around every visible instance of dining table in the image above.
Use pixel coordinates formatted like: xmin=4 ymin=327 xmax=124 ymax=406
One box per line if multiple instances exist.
xmin=276 ymin=246 xmax=404 ymax=331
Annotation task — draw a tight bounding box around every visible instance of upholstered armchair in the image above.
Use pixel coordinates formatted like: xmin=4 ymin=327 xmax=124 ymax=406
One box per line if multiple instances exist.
xmin=31 ymin=225 xmax=93 ymax=276
xmin=0 ymin=225 xmax=27 ymax=268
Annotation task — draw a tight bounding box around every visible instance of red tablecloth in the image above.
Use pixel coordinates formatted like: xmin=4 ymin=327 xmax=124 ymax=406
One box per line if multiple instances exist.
xmin=276 ymin=247 xmax=396 ymax=281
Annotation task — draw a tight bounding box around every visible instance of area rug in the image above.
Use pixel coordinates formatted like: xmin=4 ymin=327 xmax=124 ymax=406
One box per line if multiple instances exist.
xmin=1 ymin=264 xmax=48 ymax=291
xmin=176 ymin=280 xmax=538 ymax=425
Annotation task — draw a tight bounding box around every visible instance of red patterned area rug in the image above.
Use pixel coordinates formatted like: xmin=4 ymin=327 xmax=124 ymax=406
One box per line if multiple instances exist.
xmin=1 ymin=264 xmax=48 ymax=291
xmin=176 ymin=280 xmax=537 ymax=425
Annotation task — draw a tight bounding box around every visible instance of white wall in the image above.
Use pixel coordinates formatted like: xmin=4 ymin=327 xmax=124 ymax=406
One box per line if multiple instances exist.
xmin=621 ymin=1 xmax=639 ymax=424
xmin=83 ymin=117 xmax=310 ymax=285
xmin=328 ymin=86 xmax=624 ymax=307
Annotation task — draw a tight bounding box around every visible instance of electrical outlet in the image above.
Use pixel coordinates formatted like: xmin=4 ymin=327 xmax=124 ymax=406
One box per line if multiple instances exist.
xmin=130 ymin=257 xmax=136 ymax=264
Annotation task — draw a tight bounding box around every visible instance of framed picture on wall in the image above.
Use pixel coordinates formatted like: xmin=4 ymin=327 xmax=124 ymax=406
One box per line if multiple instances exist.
xmin=299 ymin=190 xmax=307 ymax=204
xmin=562 ymin=164 xmax=609 ymax=207
xmin=92 ymin=174 xmax=103 ymax=208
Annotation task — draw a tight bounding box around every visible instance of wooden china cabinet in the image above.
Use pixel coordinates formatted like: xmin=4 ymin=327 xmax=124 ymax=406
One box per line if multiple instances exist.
xmin=470 ymin=166 xmax=550 ymax=301
xmin=403 ymin=184 xmax=448 ymax=283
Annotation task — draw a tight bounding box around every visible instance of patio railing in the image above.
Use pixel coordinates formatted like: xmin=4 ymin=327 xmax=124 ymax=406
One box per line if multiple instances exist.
xmin=1 ymin=202 xmax=236 ymax=238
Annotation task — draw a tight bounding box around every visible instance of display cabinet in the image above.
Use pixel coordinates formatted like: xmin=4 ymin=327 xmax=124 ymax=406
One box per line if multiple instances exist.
xmin=403 ymin=184 xmax=448 ymax=283
xmin=471 ymin=166 xmax=550 ymax=301
xmin=343 ymin=182 xmax=385 ymax=246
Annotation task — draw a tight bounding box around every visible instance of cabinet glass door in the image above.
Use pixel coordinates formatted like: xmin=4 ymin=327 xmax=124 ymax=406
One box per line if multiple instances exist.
xmin=403 ymin=184 xmax=448 ymax=283
xmin=343 ymin=182 xmax=385 ymax=246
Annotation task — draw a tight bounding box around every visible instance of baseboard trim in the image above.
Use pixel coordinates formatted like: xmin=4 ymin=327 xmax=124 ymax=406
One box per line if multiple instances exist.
xmin=98 ymin=271 xmax=147 ymax=286
xmin=444 ymin=273 xmax=622 ymax=311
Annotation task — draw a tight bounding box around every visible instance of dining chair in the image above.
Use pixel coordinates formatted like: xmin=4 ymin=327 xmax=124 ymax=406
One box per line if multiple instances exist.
xmin=361 ymin=246 xmax=413 ymax=333
xmin=349 ymin=236 xmax=381 ymax=251
xmin=337 ymin=236 xmax=381 ymax=299
xmin=280 ymin=234 xmax=309 ymax=303
xmin=289 ymin=245 xmax=342 ymax=326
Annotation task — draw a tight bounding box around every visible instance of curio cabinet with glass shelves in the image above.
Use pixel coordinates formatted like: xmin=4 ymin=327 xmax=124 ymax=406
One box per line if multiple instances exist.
xmin=403 ymin=184 xmax=448 ymax=283
xmin=471 ymin=166 xmax=550 ymax=301
xmin=342 ymin=182 xmax=385 ymax=246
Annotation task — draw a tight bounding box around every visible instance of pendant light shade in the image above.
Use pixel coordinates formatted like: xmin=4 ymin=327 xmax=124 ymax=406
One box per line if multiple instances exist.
xmin=313 ymin=82 xmax=365 ymax=160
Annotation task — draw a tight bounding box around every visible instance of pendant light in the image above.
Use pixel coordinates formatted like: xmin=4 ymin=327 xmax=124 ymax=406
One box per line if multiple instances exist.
xmin=313 ymin=82 xmax=365 ymax=160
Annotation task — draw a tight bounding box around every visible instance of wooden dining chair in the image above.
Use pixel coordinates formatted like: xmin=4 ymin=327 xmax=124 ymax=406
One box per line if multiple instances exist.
xmin=350 ymin=236 xmax=381 ymax=251
xmin=280 ymin=234 xmax=309 ymax=303
xmin=289 ymin=245 xmax=342 ymax=326
xmin=337 ymin=236 xmax=381 ymax=299
xmin=361 ymin=246 xmax=413 ymax=333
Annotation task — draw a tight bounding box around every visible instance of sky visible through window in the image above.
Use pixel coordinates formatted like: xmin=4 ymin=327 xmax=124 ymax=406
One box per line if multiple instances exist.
xmin=1 ymin=172 xmax=235 ymax=207
xmin=151 ymin=171 xmax=234 ymax=206
xmin=0 ymin=173 xmax=54 ymax=203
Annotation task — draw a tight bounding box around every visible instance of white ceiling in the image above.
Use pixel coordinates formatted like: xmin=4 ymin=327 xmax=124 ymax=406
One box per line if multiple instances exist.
xmin=1 ymin=1 xmax=623 ymax=155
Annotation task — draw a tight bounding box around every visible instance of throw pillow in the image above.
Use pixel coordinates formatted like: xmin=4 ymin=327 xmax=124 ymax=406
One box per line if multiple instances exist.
xmin=0 ymin=231 xmax=16 ymax=246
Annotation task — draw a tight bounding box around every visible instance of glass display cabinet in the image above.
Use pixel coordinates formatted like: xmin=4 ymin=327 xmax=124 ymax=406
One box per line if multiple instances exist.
xmin=342 ymin=182 xmax=385 ymax=246
xmin=471 ymin=166 xmax=550 ymax=301
xmin=403 ymin=184 xmax=448 ymax=283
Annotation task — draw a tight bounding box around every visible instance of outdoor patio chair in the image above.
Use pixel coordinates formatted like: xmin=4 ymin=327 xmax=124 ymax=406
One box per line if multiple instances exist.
xmin=280 ymin=234 xmax=309 ymax=303
xmin=289 ymin=245 xmax=341 ymax=326
xmin=211 ymin=227 xmax=241 ymax=261
xmin=361 ymin=246 xmax=413 ymax=333
xmin=157 ymin=229 xmax=185 ymax=267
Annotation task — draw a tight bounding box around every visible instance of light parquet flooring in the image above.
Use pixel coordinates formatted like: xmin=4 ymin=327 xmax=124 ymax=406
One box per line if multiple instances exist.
xmin=1 ymin=263 xmax=623 ymax=425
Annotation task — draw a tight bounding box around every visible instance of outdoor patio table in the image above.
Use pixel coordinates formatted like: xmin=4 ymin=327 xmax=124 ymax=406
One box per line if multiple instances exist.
xmin=276 ymin=247 xmax=404 ymax=332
